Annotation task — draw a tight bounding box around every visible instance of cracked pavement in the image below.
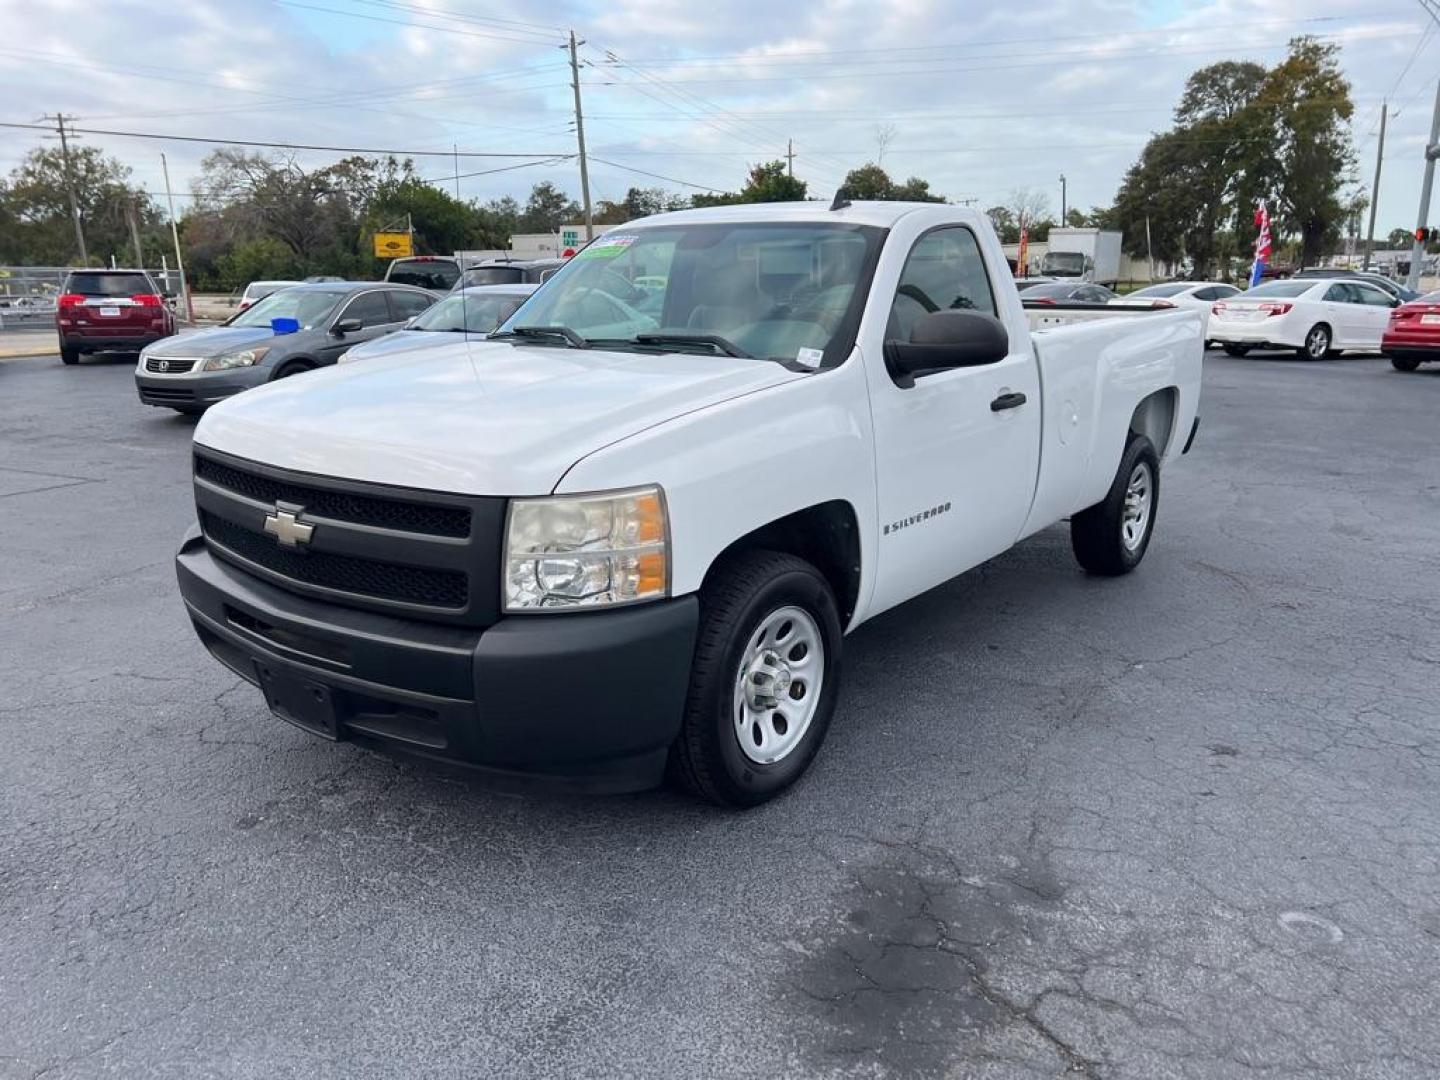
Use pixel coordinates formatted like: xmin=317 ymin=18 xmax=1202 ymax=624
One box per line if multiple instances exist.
xmin=2 ymin=349 xmax=1439 ymax=1078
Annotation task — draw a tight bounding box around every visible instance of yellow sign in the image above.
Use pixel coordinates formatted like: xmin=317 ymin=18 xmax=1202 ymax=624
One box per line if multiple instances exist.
xmin=373 ymin=232 xmax=413 ymax=259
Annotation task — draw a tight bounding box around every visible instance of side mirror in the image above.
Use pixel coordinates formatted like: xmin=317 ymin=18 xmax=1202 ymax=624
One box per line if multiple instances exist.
xmin=1389 ymin=297 xmax=1402 ymax=308
xmin=332 ymin=317 xmax=362 ymax=335
xmin=884 ymin=310 xmax=1009 ymax=388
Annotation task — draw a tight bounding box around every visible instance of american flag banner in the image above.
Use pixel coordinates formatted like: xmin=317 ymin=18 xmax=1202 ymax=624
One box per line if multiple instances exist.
xmin=1250 ymin=203 xmax=1273 ymax=288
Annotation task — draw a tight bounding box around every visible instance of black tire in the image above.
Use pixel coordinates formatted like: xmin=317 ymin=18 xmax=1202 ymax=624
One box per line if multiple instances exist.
xmin=1390 ymin=356 xmax=1421 ymax=372
xmin=60 ymin=346 xmax=80 ymax=365
xmin=671 ymin=550 xmax=843 ymax=807
xmin=1221 ymin=344 xmax=1251 ymax=357
xmin=1299 ymin=324 xmax=1331 ymax=361
xmin=273 ymin=360 xmax=315 ymax=380
xmin=1071 ymin=434 xmax=1160 ymax=577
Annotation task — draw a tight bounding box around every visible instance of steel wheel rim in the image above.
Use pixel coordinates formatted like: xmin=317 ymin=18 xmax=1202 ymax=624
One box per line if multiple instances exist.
xmin=1121 ymin=462 xmax=1152 ymax=551
xmin=1307 ymin=328 xmax=1328 ymax=358
xmin=733 ymin=605 xmax=825 ymax=765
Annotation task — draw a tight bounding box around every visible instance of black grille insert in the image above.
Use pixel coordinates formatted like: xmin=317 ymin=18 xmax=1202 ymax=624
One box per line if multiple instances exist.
xmin=200 ymin=510 xmax=468 ymax=609
xmin=195 ymin=455 xmax=471 ymax=539
xmin=146 ymin=356 xmax=199 ymax=373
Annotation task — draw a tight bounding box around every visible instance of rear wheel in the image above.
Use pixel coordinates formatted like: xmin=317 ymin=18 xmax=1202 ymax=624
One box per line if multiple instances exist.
xmin=1071 ymin=434 xmax=1159 ymax=576
xmin=1299 ymin=324 xmax=1331 ymax=361
xmin=60 ymin=346 xmax=80 ymax=365
xmin=1221 ymin=344 xmax=1251 ymax=357
xmin=670 ymin=551 xmax=842 ymax=807
xmin=1390 ymin=356 xmax=1421 ymax=372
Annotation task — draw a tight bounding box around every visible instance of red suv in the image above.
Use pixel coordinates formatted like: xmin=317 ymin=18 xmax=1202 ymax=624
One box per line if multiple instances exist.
xmin=56 ymin=269 xmax=176 ymax=364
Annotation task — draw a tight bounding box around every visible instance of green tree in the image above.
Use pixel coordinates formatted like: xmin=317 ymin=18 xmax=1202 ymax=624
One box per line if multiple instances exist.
xmin=0 ymin=145 xmax=162 ymax=265
xmin=692 ymin=161 xmax=807 ymax=206
xmin=1253 ymin=38 xmax=1355 ymax=265
xmin=985 ymin=206 xmax=1018 ymax=244
xmin=837 ymin=163 xmax=942 ymax=202
xmin=518 ymin=181 xmax=580 ymax=232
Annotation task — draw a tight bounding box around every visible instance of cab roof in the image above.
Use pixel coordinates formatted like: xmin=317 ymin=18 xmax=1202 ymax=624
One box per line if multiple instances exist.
xmin=620 ymin=200 xmax=964 ymax=230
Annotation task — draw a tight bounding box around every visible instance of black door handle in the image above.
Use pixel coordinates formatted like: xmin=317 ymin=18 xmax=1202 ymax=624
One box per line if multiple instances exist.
xmin=991 ymin=391 xmax=1027 ymax=412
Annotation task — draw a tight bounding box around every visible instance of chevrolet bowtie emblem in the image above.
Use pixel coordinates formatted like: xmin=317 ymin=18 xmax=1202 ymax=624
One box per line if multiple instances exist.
xmin=262 ymin=508 xmax=314 ymax=548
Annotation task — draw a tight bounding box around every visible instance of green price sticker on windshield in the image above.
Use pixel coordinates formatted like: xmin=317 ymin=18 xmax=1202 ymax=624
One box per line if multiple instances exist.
xmin=578 ymin=235 xmax=637 ymax=260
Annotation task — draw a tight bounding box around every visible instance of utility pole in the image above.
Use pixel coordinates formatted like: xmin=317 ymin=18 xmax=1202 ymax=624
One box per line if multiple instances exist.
xmin=1363 ymin=102 xmax=1387 ymax=271
xmin=126 ymin=195 xmax=144 ymax=268
xmin=1059 ymin=173 xmax=1067 ymax=225
xmin=160 ymin=153 xmax=193 ymax=322
xmin=44 ymin=113 xmax=88 ymax=265
xmin=1405 ymin=78 xmax=1440 ymax=292
xmin=785 ymin=139 xmax=796 ymax=178
xmin=567 ymin=30 xmax=593 ymax=241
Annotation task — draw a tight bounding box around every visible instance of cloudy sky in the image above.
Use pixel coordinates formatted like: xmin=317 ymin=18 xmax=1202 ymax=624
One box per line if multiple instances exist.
xmin=1 ymin=0 xmax=1436 ymax=234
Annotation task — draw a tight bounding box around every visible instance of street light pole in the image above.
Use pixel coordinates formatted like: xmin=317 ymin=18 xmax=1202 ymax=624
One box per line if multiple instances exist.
xmin=1363 ymin=101 xmax=1387 ymax=271
xmin=1059 ymin=173 xmax=1067 ymax=224
xmin=1405 ymin=78 xmax=1440 ymax=291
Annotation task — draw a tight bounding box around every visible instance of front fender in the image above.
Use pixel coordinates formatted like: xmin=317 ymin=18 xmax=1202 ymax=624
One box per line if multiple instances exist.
xmin=554 ymin=354 xmax=879 ymax=618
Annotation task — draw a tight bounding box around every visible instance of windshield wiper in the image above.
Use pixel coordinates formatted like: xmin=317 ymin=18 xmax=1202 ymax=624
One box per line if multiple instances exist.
xmin=507 ymin=325 xmax=590 ymax=349
xmin=630 ymin=332 xmax=752 ymax=358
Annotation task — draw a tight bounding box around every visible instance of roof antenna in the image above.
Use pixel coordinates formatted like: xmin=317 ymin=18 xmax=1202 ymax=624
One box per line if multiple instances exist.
xmin=830 ymin=188 xmax=851 ymax=212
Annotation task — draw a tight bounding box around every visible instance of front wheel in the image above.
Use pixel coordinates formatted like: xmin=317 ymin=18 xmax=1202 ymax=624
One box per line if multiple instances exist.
xmin=671 ymin=551 xmax=843 ymax=807
xmin=1071 ymin=435 xmax=1160 ymax=576
xmin=1221 ymin=344 xmax=1251 ymax=357
xmin=1390 ymin=356 xmax=1421 ymax=372
xmin=1299 ymin=324 xmax=1331 ymax=361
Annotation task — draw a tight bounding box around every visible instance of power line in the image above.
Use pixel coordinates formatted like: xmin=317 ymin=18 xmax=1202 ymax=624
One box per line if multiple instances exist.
xmin=0 ymin=121 xmax=567 ymax=158
xmin=347 ymin=0 xmax=566 ymax=36
xmin=275 ymin=0 xmax=562 ymax=46
xmin=604 ymin=13 xmax=1395 ymax=64
xmin=587 ymin=156 xmax=725 ymax=192
xmin=591 ymin=31 xmax=1423 ymax=85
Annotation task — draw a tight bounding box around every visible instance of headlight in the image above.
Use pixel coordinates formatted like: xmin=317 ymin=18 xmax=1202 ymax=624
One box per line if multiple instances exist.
xmin=504 ymin=486 xmax=668 ymax=611
xmin=202 ymin=346 xmax=270 ymax=371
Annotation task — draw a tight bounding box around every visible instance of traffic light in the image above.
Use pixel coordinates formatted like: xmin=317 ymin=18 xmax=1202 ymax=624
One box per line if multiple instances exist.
xmin=1418 ymin=227 xmax=1438 ymax=244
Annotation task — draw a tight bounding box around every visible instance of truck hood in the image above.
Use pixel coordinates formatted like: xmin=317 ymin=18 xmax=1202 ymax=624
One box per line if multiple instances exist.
xmin=146 ymin=325 xmax=288 ymax=358
xmin=194 ymin=338 xmax=802 ymax=495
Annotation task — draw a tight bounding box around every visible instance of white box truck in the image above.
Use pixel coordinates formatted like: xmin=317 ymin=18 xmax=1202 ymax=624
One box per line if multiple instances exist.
xmin=1042 ymin=228 xmax=1123 ymax=288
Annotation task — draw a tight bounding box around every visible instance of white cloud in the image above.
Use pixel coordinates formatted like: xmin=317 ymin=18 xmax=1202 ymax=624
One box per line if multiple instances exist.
xmin=0 ymin=0 xmax=1432 ymax=228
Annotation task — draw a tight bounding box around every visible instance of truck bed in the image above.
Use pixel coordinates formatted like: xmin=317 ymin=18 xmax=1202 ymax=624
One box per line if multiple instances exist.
xmin=1020 ymin=307 xmax=1204 ymax=538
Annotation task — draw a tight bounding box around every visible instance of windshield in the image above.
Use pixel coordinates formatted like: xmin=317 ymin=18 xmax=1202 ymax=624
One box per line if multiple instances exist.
xmin=497 ymin=222 xmax=884 ymax=366
xmin=1241 ymin=281 xmax=1313 ymax=299
xmin=1042 ymin=252 xmax=1086 ymax=274
xmin=229 ymin=288 xmax=347 ymax=328
xmin=461 ymin=266 xmax=525 ymax=287
xmin=66 ymin=272 xmax=153 ymax=297
xmin=388 ymin=258 xmax=460 ymax=290
xmin=413 ymin=292 xmax=529 ymax=333
xmin=1130 ymin=283 xmax=1190 ymax=298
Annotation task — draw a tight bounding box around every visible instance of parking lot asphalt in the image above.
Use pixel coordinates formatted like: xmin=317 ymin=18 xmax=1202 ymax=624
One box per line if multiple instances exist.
xmin=3 ymin=348 xmax=1438 ymax=1079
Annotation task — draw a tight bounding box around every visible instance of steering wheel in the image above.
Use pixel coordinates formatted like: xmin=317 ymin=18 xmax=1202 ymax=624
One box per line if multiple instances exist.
xmin=896 ymin=284 xmax=939 ymax=313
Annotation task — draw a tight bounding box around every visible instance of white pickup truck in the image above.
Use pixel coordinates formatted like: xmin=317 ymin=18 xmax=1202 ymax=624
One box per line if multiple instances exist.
xmin=176 ymin=202 xmax=1203 ymax=806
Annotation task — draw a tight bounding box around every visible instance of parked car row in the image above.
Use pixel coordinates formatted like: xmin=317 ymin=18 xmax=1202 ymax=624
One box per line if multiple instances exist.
xmin=131 ymin=281 xmax=539 ymax=414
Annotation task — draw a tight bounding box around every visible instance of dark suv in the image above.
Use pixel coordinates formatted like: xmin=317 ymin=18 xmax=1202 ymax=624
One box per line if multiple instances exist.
xmin=57 ymin=269 xmax=176 ymax=364
xmin=451 ymin=258 xmax=567 ymax=290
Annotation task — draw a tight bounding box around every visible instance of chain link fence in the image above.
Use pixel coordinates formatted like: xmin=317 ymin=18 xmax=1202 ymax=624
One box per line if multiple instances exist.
xmin=0 ymin=266 xmax=191 ymax=328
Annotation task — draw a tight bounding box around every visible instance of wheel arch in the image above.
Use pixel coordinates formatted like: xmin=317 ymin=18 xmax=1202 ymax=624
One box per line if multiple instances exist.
xmin=271 ymin=355 xmax=318 ymax=379
xmin=1128 ymin=386 xmax=1179 ymax=459
xmin=702 ymin=500 xmax=862 ymax=627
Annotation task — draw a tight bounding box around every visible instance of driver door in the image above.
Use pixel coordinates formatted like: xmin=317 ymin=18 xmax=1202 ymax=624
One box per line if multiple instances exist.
xmin=865 ymin=226 xmax=1041 ymax=612
xmin=319 ymin=290 xmax=399 ymax=363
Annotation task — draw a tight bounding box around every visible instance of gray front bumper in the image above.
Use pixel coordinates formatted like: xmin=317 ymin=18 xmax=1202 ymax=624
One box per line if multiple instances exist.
xmin=134 ymin=367 xmax=268 ymax=409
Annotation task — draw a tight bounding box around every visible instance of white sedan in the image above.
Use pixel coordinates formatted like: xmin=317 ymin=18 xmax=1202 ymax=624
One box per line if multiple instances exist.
xmin=1208 ymin=278 xmax=1398 ymax=360
xmin=1108 ymin=281 xmax=1240 ymax=337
